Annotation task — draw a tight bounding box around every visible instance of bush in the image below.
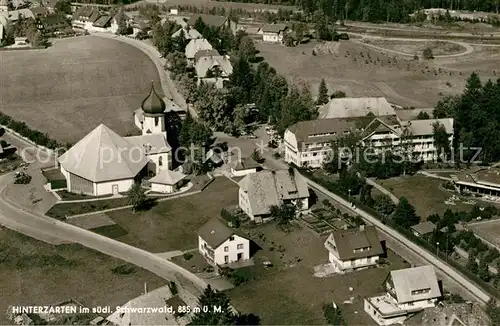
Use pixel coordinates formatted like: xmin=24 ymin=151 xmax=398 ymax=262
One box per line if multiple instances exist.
xmin=0 ymin=112 xmax=61 ymax=149
xmin=183 ymin=253 xmax=193 ymax=261
xmin=423 ymin=47 xmax=434 ymax=60
xmin=111 ymin=263 xmax=137 ymax=275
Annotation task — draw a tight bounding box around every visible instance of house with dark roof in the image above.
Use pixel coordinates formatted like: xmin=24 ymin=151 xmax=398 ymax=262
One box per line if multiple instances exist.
xmin=324 ymin=225 xmax=383 ymax=271
xmin=194 ymin=49 xmax=233 ymax=89
xmin=410 ymin=221 xmax=437 ymax=238
xmin=198 ymin=217 xmax=250 ymax=266
xmin=257 ymin=23 xmax=288 ymax=43
xmin=71 ymin=6 xmax=99 ymax=29
xmin=37 ymin=13 xmax=69 ymax=34
xmin=238 ymin=169 xmax=309 ymax=223
xmin=187 ymin=14 xmax=238 ymax=35
xmin=364 ymin=265 xmax=441 ymax=325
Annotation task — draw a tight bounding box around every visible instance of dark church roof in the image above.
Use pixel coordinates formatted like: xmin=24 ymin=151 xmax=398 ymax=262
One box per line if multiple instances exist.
xmin=141 ymin=82 xmax=165 ymax=115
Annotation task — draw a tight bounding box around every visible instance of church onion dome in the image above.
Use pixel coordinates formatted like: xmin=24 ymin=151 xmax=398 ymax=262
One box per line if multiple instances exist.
xmin=141 ymin=81 xmax=166 ymax=115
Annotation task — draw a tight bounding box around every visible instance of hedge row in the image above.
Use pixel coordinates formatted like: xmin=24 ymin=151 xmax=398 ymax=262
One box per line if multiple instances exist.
xmin=0 ymin=112 xmax=61 ymax=149
xmin=296 ymin=166 xmax=500 ymax=300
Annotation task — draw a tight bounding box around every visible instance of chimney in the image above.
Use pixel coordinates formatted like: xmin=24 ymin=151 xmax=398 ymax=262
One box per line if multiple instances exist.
xmin=144 ymin=282 xmax=148 ymax=294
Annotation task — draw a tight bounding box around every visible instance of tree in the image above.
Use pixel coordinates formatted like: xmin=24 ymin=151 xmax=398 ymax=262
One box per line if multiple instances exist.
xmin=54 ymin=0 xmax=72 ymax=14
xmin=189 ymin=285 xmax=237 ymax=325
xmin=270 ymin=203 xmax=296 ymax=228
xmin=251 ymin=149 xmax=264 ymax=163
xmin=374 ymin=195 xmax=395 ymax=216
xmin=166 ymin=51 xmax=187 ymax=77
xmin=423 ymin=47 xmax=434 ymax=59
xmin=179 ymin=112 xmax=194 ymax=148
xmin=238 ymin=35 xmax=257 ymax=62
xmin=317 ymin=78 xmax=329 ymax=105
xmin=0 ymin=20 xmax=14 ymax=47
xmin=323 ymin=303 xmax=346 ymax=326
xmin=486 ymin=299 xmax=500 ymax=326
xmin=393 ymin=197 xmax=420 ymax=229
xmin=478 ymin=259 xmax=491 ymax=281
xmin=127 ymin=183 xmax=147 ymax=213
xmin=416 ymin=111 xmax=430 ymax=119
xmin=433 ymin=121 xmax=451 ymax=161
xmin=115 ymin=6 xmax=129 ymax=35
xmin=466 ymin=252 xmax=479 ymax=274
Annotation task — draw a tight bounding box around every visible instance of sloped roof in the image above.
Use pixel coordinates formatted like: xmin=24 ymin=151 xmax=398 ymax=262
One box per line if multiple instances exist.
xmin=185 ymin=38 xmax=213 ymax=59
xmin=141 ymin=82 xmax=165 ymax=115
xmin=319 ymin=97 xmax=396 ymax=119
xmin=260 ymin=23 xmax=287 ymax=33
xmin=233 ymin=157 xmax=260 ymax=171
xmin=410 ymin=221 xmax=436 ymax=236
xmin=172 ymin=27 xmax=202 ymax=40
xmin=149 ymin=169 xmax=186 ymax=185
xmin=72 ymin=6 xmax=97 ymax=21
xmin=124 ymin=134 xmax=171 ymax=155
xmin=325 ymin=225 xmax=383 ymax=260
xmin=287 ymin=116 xmax=375 ymax=144
xmin=58 ymin=124 xmax=149 ymax=183
xmin=194 ymin=49 xmax=220 ymax=61
xmin=187 ymin=14 xmax=228 ymax=29
xmin=195 ymin=55 xmax=233 ymax=78
xmin=198 ymin=217 xmax=247 ymax=249
xmin=4 ymin=8 xmax=34 ymax=20
xmin=30 ymin=6 xmax=48 ymax=16
xmin=405 ymin=118 xmax=454 ymax=136
xmin=238 ymin=169 xmax=309 ymax=216
xmin=390 ymin=265 xmax=441 ymax=304
xmin=41 ymin=14 xmax=69 ymax=28
xmin=92 ymin=14 xmax=112 ymax=28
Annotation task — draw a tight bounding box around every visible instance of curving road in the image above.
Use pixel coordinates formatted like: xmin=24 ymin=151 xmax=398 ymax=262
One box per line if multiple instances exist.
xmin=305 ymin=177 xmax=491 ymax=305
xmin=0 ymin=177 xmax=208 ymax=292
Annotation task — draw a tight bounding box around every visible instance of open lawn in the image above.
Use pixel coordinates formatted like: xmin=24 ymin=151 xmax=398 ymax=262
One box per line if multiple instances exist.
xmin=363 ymin=39 xmax=467 ymax=56
xmin=377 ymin=175 xmax=489 ymax=218
xmin=227 ymin=222 xmax=409 ymax=325
xmin=0 ymin=36 xmax=162 ymax=143
xmin=468 ymin=220 xmax=500 ymax=249
xmin=104 ymin=177 xmax=239 ymax=252
xmin=0 ymin=228 xmax=165 ymax=324
xmin=256 ymin=39 xmax=499 ymax=108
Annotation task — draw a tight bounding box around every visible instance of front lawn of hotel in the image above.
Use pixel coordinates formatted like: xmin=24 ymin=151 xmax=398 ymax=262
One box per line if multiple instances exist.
xmin=104 ymin=177 xmax=239 ymax=253
xmin=0 ymin=228 xmax=165 ymax=325
xmin=226 ymin=222 xmax=410 ymax=325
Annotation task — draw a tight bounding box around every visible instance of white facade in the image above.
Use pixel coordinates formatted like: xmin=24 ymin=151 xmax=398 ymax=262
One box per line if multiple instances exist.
xmin=198 ymin=235 xmax=250 ymax=266
xmin=196 ymin=76 xmax=228 ymax=89
xmin=283 ymin=129 xmax=331 ymax=168
xmin=262 ymin=31 xmax=283 ymax=43
xmin=231 ymin=167 xmax=257 ymax=177
xmin=364 ymin=295 xmax=438 ymax=326
xmin=327 ymin=249 xmax=380 ymax=270
xmin=141 ymin=113 xmax=166 ymax=135
xmin=238 ymin=187 xmax=254 ymax=220
xmin=147 ymin=152 xmax=170 ymax=174
xmin=62 ymin=165 xmax=134 ymax=196
xmin=151 ymin=182 xmax=175 ymax=193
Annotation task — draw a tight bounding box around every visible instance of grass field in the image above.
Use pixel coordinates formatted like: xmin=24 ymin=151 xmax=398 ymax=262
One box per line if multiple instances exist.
xmin=378 ymin=175 xmax=488 ymax=218
xmin=227 ymin=222 xmax=409 ymax=325
xmin=0 ymin=36 xmax=162 ymax=143
xmin=0 ymin=228 xmax=165 ymax=324
xmin=256 ymin=39 xmax=499 ymax=108
xmin=104 ymin=177 xmax=239 ymax=252
xmin=468 ymin=220 xmax=500 ymax=249
xmin=363 ymin=39 xmax=467 ymax=56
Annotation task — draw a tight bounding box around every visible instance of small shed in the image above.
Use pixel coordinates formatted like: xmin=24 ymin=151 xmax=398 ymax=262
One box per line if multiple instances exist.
xmin=149 ymin=169 xmax=186 ymax=193
xmin=411 ymin=221 xmax=437 ymax=237
xmin=231 ymin=157 xmax=261 ymax=177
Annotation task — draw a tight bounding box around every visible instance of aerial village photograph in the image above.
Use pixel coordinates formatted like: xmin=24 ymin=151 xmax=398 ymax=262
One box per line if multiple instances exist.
xmin=1 ymin=0 xmax=500 ymax=324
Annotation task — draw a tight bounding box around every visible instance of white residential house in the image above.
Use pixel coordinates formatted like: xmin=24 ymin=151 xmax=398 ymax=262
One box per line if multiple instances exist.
xmin=185 ymin=38 xmax=213 ymax=65
xmin=172 ymin=26 xmax=202 ymax=40
xmin=364 ymin=265 xmax=441 ymax=325
xmin=318 ymin=97 xmax=397 ymax=119
xmin=71 ymin=6 xmax=99 ymax=30
xmin=58 ymin=83 xmax=184 ymax=196
xmin=194 ymin=49 xmax=233 ymax=89
xmin=238 ymin=169 xmax=309 ymax=223
xmin=198 ymin=217 xmax=250 ymax=266
xmin=257 ymin=23 xmax=288 ymax=43
xmin=0 ymin=15 xmax=8 ymax=41
xmin=324 ymin=225 xmax=384 ymax=271
xmin=186 ymin=14 xmax=239 ymax=35
xmin=230 ymin=157 xmax=261 ymax=177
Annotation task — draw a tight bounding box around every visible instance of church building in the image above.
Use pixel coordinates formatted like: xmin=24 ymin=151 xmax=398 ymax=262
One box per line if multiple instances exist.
xmin=58 ymin=83 xmax=185 ymax=196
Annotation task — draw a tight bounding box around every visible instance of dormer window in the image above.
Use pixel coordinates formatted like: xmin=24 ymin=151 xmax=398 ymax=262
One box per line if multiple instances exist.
xmin=159 ymin=156 xmax=163 ymax=166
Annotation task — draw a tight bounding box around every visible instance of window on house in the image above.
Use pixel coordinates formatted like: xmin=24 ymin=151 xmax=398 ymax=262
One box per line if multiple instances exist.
xmin=158 ymin=156 xmax=163 ymax=166
xmin=224 ymin=246 xmax=229 ymax=252
xmin=237 ymin=244 xmax=243 ymax=250
xmin=229 ymin=236 xmax=234 ymax=241
xmin=224 ymin=255 xmax=229 ymax=263
xmin=155 ymin=117 xmax=159 ymax=126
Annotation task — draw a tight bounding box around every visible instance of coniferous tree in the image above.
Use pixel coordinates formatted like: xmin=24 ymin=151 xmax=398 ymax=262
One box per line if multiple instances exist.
xmin=317 ymin=78 xmax=330 ymax=105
